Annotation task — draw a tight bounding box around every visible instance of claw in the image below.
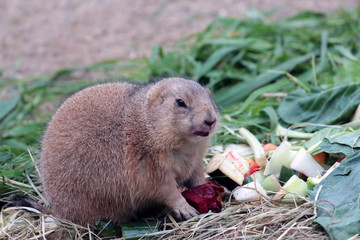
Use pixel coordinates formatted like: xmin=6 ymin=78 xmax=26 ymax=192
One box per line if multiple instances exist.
xmin=172 ymin=202 xmax=199 ymax=220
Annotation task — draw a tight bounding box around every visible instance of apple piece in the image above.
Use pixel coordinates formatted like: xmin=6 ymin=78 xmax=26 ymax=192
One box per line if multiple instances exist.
xmin=206 ymin=150 xmax=250 ymax=186
xmin=263 ymin=141 xmax=292 ymax=176
xmin=290 ymin=148 xmax=324 ymax=178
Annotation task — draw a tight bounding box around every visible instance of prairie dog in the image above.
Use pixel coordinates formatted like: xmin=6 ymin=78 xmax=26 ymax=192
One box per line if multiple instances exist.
xmin=39 ymin=77 xmax=219 ymax=226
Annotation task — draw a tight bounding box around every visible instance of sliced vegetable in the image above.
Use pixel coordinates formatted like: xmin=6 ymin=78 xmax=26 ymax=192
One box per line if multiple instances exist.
xmin=233 ymin=181 xmax=268 ymax=202
xmin=206 ymin=150 xmax=250 ymax=186
xmin=279 ymin=166 xmax=300 ymax=183
xmin=206 ymin=153 xmax=226 ymax=173
xmin=239 ymin=127 xmax=268 ymax=167
xmin=261 ymin=174 xmax=281 ymax=192
xmin=273 ymin=175 xmax=307 ymax=201
xmin=263 ymin=141 xmax=292 ymax=176
xmin=250 ymin=169 xmax=267 ymax=183
xmin=120 ymin=220 xmax=158 ymax=239
xmin=290 ymin=148 xmax=324 ymax=177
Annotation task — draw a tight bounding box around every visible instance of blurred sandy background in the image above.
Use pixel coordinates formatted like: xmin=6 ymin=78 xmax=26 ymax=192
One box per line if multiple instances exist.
xmin=1 ymin=0 xmax=358 ymax=78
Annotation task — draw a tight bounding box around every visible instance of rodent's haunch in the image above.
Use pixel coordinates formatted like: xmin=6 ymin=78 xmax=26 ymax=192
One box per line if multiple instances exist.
xmin=39 ymin=77 xmax=219 ymax=225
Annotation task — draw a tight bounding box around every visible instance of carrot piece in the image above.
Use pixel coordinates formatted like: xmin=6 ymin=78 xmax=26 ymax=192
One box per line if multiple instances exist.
xmin=312 ymin=152 xmax=327 ymax=164
xmin=245 ymin=157 xmax=255 ymax=166
xmin=263 ymin=143 xmax=278 ymax=151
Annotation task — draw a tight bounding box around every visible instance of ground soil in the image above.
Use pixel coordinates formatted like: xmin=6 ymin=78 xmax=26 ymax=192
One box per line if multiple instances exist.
xmin=1 ymin=0 xmax=358 ymax=78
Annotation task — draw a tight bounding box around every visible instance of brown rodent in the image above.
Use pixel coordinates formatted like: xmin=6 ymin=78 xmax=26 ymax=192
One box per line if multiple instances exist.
xmin=39 ymin=77 xmax=219 ymax=226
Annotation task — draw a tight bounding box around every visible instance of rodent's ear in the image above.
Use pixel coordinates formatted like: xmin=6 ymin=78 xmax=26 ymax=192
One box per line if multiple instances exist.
xmin=146 ymin=83 xmax=165 ymax=107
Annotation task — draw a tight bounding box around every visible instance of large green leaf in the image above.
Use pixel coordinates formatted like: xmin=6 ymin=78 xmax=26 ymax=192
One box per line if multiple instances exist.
xmin=278 ymin=83 xmax=360 ymax=128
xmin=304 ymin=128 xmax=348 ymax=154
xmin=309 ymin=151 xmax=360 ymax=240
xmin=320 ymin=129 xmax=360 ymax=155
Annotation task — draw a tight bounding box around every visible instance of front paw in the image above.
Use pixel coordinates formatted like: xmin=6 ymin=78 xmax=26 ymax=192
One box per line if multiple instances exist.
xmin=172 ymin=201 xmax=199 ymax=220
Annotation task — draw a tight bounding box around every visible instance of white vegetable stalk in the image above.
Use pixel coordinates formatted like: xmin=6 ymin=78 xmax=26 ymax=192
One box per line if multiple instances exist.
xmin=275 ymin=123 xmax=315 ymax=139
xmin=238 ymin=127 xmax=268 ymax=167
xmin=263 ymin=140 xmax=292 ymax=176
xmin=233 ymin=181 xmax=268 ymax=202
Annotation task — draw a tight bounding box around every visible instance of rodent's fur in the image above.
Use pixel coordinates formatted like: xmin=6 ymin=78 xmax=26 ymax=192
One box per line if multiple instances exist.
xmin=40 ymin=77 xmax=219 ymax=226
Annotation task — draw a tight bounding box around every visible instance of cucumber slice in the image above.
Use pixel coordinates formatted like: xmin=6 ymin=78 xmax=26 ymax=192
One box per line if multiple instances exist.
xmin=250 ymin=169 xmax=266 ymax=183
xmin=261 ymin=174 xmax=281 ymax=192
xmin=273 ymin=175 xmax=307 ymax=201
xmin=121 ymin=220 xmax=158 ymax=239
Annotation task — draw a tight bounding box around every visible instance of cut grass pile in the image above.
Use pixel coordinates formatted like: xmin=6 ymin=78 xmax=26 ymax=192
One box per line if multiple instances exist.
xmin=1 ymin=7 xmax=360 ymax=239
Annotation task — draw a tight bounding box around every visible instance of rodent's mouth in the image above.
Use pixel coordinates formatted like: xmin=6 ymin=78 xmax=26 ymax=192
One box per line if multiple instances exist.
xmin=193 ymin=131 xmax=210 ymax=137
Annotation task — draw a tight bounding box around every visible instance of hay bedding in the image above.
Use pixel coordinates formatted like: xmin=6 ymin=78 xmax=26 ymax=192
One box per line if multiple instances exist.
xmin=0 ymin=198 xmax=328 ymax=240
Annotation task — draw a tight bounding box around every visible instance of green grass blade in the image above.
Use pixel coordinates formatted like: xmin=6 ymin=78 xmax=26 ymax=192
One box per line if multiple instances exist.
xmin=195 ymin=46 xmax=238 ymax=80
xmin=215 ymin=53 xmax=314 ymax=107
xmin=0 ymin=95 xmax=20 ymax=120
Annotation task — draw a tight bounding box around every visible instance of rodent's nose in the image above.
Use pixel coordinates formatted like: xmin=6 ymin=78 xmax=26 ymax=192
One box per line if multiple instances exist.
xmin=204 ymin=119 xmax=216 ymax=127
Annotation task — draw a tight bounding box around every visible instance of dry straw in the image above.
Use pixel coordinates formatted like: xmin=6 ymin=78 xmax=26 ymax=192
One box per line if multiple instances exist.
xmin=1 ymin=198 xmax=328 ymax=240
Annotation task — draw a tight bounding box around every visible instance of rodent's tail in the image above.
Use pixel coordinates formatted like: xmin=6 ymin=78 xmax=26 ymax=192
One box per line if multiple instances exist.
xmin=7 ymin=194 xmax=49 ymax=214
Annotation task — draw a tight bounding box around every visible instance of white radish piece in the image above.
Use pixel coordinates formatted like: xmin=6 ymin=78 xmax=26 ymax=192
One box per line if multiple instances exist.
xmin=290 ymin=148 xmax=324 ymax=178
xmin=233 ymin=181 xmax=268 ymax=202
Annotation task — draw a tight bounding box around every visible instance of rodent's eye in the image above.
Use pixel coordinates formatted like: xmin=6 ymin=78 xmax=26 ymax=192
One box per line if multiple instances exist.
xmin=176 ymin=99 xmax=187 ymax=108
